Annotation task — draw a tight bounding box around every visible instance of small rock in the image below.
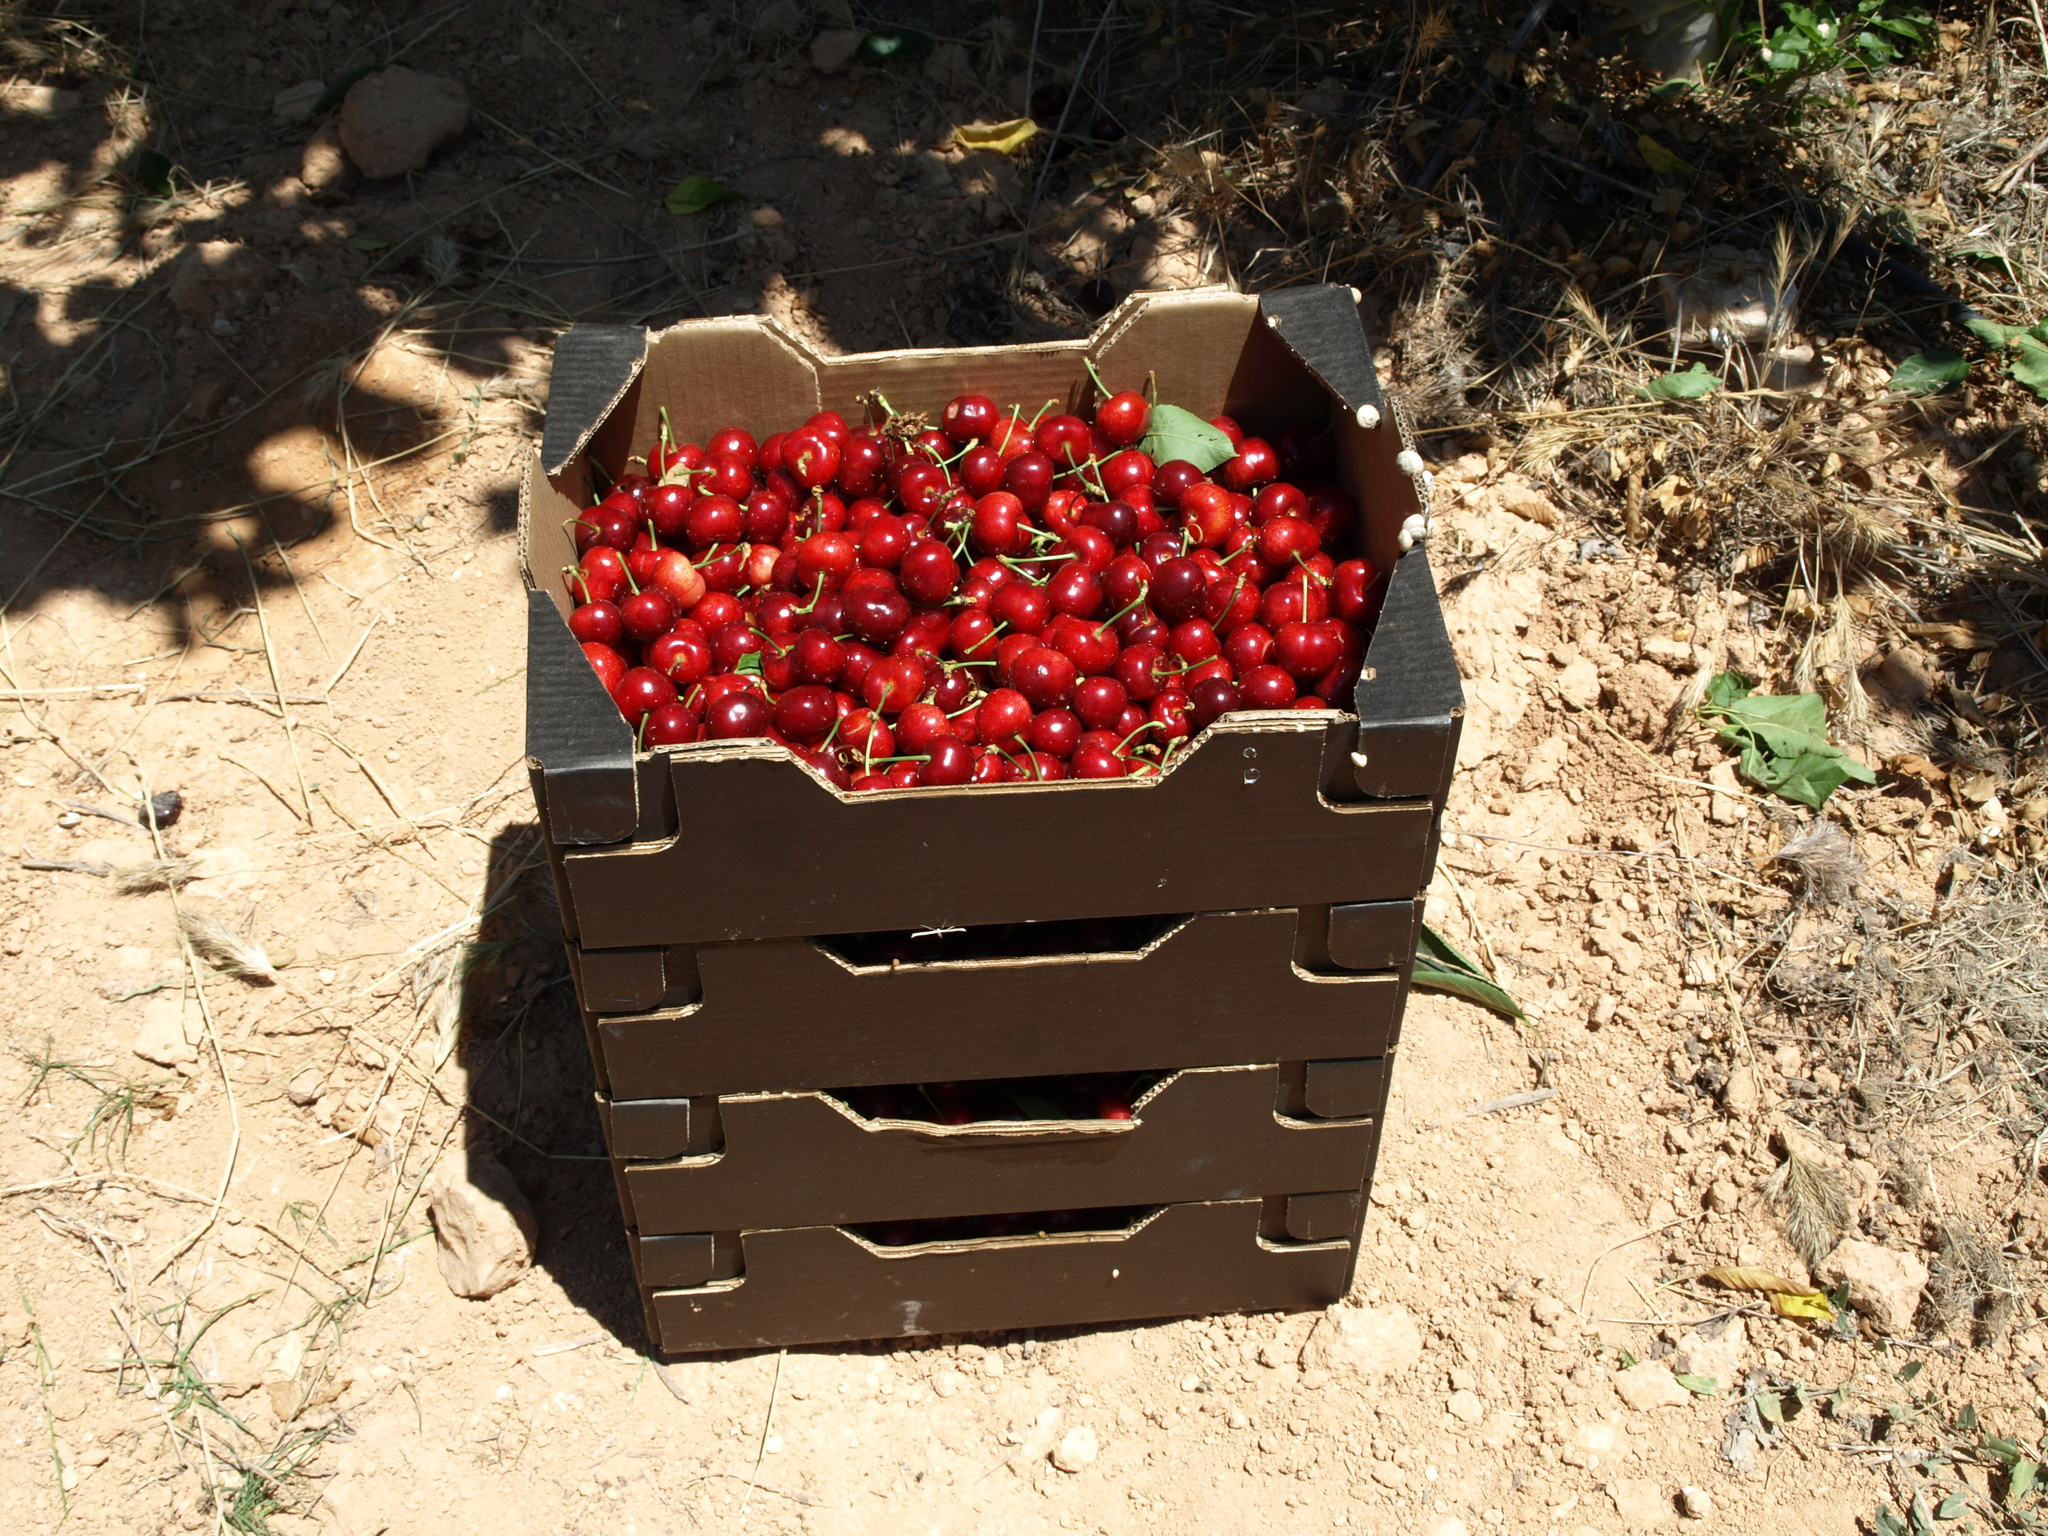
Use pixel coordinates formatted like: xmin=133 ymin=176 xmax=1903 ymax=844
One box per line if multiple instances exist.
xmin=1446 ymin=1389 xmax=1485 ymax=1423
xmin=1518 ymin=734 xmax=1570 ymax=791
xmin=1612 ymin=1362 xmax=1691 ymax=1412
xmin=1370 ymin=1461 xmax=1407 ymax=1488
xmin=1816 ymin=1238 xmax=1928 ymax=1336
xmin=423 ymin=1143 xmax=537 ymax=1299
xmin=272 ymin=80 xmax=325 ymax=123
xmin=811 ymin=28 xmax=865 ymax=71
xmin=218 ymin=1226 xmax=262 ymax=1259
xmin=1640 ymin=637 xmax=1694 ymax=670
xmin=300 ymin=123 xmax=354 ymax=196
xmin=1705 ymin=1178 xmax=1742 ymax=1214
xmin=286 ymin=1068 xmax=325 ymax=1107
xmin=1428 ymin=1520 xmax=1470 ymax=1536
xmin=1608 ymin=1478 xmax=1673 ymax=1528
xmin=169 ymin=242 xmax=277 ymax=320
xmin=1256 ymin=1342 xmax=1287 ymax=1369
xmin=1049 ymin=1424 xmax=1098 ymax=1473
xmin=1720 ymin=1063 xmax=1760 ymax=1119
xmin=750 ymin=0 xmax=805 ymax=35
xmin=1298 ymin=1304 xmax=1422 ymax=1382
xmin=338 ymin=66 xmax=470 ymax=179
xmin=1574 ymin=1421 xmax=1622 ymax=1461
xmin=1556 ymin=657 xmax=1602 ymax=711
xmin=1673 ymin=1319 xmax=1744 ymax=1392
xmin=932 ymin=1371 xmax=962 ymax=1398
xmin=1678 ymin=1486 xmax=1711 ymax=1519
xmin=133 ymin=995 xmax=200 ymax=1066
xmin=0 ymin=1309 xmax=31 ymax=1348
xmin=1707 ymin=761 xmax=1746 ymax=826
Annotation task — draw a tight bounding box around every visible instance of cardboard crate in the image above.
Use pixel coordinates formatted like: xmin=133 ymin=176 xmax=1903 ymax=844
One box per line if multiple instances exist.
xmin=632 ymin=1200 xmax=1362 ymax=1354
xmin=519 ymin=285 xmax=1463 ymax=950
xmin=571 ymin=903 xmax=1416 ymax=1099
xmin=599 ymin=1060 xmax=1391 ymax=1235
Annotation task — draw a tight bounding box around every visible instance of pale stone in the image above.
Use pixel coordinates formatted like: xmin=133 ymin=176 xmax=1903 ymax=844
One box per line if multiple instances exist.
xmin=1446 ymin=1389 xmax=1485 ymax=1423
xmin=1816 ymin=1239 xmax=1928 ymax=1336
xmin=1721 ymin=1063 xmax=1761 ymax=1119
xmin=1640 ymin=637 xmax=1694 ymax=669
xmin=1705 ymin=1178 xmax=1742 ymax=1214
xmin=1612 ymin=1362 xmax=1690 ymax=1412
xmin=1049 ymin=1424 xmax=1098 ymax=1472
xmin=286 ymin=1068 xmax=325 ymax=1107
xmin=133 ymin=995 xmax=200 ymax=1066
xmin=1673 ymin=1320 xmax=1744 ymax=1394
xmin=1298 ymin=1304 xmax=1422 ymax=1382
xmin=1556 ymin=657 xmax=1602 ymax=710
xmin=1519 ymin=735 xmax=1570 ymax=791
xmin=272 ymin=80 xmax=325 ymax=122
xmin=423 ymin=1144 xmax=536 ymax=1299
xmin=1707 ymin=761 xmax=1746 ymax=825
xmin=300 ymin=123 xmax=353 ymax=195
xmin=1679 ymin=1486 xmax=1712 ymax=1519
xmin=1609 ymin=1478 xmax=1673 ymax=1527
xmin=339 ymin=67 xmax=469 ymax=178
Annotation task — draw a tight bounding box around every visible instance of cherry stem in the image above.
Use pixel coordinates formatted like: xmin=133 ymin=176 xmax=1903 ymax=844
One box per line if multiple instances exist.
xmin=1114 ymin=722 xmax=1156 ymax=755
xmin=636 ymin=715 xmax=648 ymax=752
xmin=563 ymin=566 xmax=592 ymax=604
xmin=937 ymin=437 xmax=979 ymax=470
xmin=1026 ymin=399 xmax=1057 ymax=431
xmin=1091 ymin=583 xmax=1150 ymax=639
xmin=1022 ymin=526 xmax=1063 ymax=545
xmin=1144 ymin=367 xmax=1157 ymax=405
xmin=658 ymin=405 xmax=675 ymax=453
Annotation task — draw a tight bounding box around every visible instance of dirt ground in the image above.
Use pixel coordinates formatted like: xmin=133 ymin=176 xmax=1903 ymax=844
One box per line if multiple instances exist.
xmin=1 ymin=4 xmax=2044 ymax=1535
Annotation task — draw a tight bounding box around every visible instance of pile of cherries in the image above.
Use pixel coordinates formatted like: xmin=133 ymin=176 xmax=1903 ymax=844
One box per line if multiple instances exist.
xmin=565 ymin=384 xmax=1384 ymax=788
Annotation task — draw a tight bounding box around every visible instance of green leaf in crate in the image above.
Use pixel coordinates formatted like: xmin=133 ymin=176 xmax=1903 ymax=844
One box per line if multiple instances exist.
xmin=1140 ymin=403 xmax=1236 ymax=473
xmin=1412 ymin=923 xmax=1526 ymax=1021
xmin=1885 ymin=351 xmax=1968 ymax=393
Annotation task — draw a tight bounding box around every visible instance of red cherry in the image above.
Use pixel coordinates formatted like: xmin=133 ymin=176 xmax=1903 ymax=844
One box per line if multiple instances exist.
xmin=1151 ymin=459 xmax=1204 ymax=509
xmin=744 ymin=488 xmax=791 ymax=543
xmin=977 ymin=688 xmax=1033 ymax=750
xmin=784 ymin=427 xmax=841 ymax=489
xmin=844 ymin=585 xmax=912 ymax=644
xmin=569 ymin=601 xmax=624 ymax=647
xmin=704 ymin=690 xmax=772 ymax=739
xmin=648 ymin=628 xmax=712 ymax=687
xmin=920 ymin=735 xmax=973 ymax=785
xmin=796 ymin=532 xmax=858 ymax=594
xmin=1013 ymin=644 xmax=1079 ymax=707
xmin=993 ymin=631 xmax=1039 ymax=685
xmin=1241 ymin=662 xmax=1299 ymax=708
xmin=691 ymin=591 xmax=744 ymax=634
xmin=989 ymin=579 xmax=1051 ymax=635
xmin=581 ymin=641 xmax=627 ymax=693
xmin=612 ymin=666 xmax=676 ymax=723
xmin=707 ymin=426 xmax=757 ymax=465
xmin=620 ymin=588 xmax=677 ymax=643
xmin=1114 ymin=643 xmax=1169 ymax=702
xmin=1027 ymin=707 xmax=1082 ymax=759
xmin=1167 ymin=618 xmax=1221 ymax=667
xmin=1306 ymin=487 xmax=1357 ymax=546
xmin=1256 ymin=515 xmax=1320 ymax=566
xmin=649 ymin=548 xmax=707 ymax=612
xmin=1073 ymin=675 xmax=1128 ymax=730
xmin=1080 ymin=499 xmax=1139 ymax=548
xmin=1003 ymin=451 xmax=1055 ymax=510
xmin=573 ymin=546 xmax=629 ymax=604
xmin=836 ymin=433 xmax=887 ymax=497
xmin=792 ymin=629 xmax=846 ymax=686
xmin=1252 ymin=482 xmax=1308 ymax=525
xmin=894 ymin=461 xmax=951 ymax=519
xmin=1333 ymin=558 xmax=1384 ymax=623
xmin=644 ymin=703 xmax=701 ymax=746
xmin=773 ymin=685 xmax=839 ymax=743
xmin=1046 ymin=560 xmax=1103 ymax=619
xmin=1273 ymin=619 xmax=1342 ymax=679
xmin=1071 ymin=744 xmax=1127 ymax=778
xmin=958 ymin=444 xmax=1006 ymax=497
xmin=861 ymin=656 xmax=926 ymax=715
xmin=710 ymin=621 xmax=765 ymax=673
xmin=851 ymin=772 xmax=892 ymax=793
xmin=948 ymin=608 xmax=1001 ymax=664
xmin=941 ymin=393 xmax=1000 ymax=444
xmin=1035 ymin=413 xmax=1094 ymax=470
xmin=1221 ymin=437 xmax=1279 ymax=490
xmin=1209 ymin=414 xmax=1244 ymax=447
xmin=757 ymin=431 xmax=788 ymax=473
xmin=702 ymin=454 xmax=754 ymax=499
xmin=696 ymin=542 xmax=749 ymax=593
xmin=1180 ymin=482 xmax=1235 ymax=548
xmin=1149 ymin=690 xmax=1193 ymax=743
xmin=970 ymin=493 xmax=1029 ymax=557
xmin=648 ymin=483 xmax=693 ymax=540
xmin=1053 ymin=616 xmax=1119 ymax=676
xmin=1095 ymin=1092 xmax=1135 ymax=1119
xmin=804 ymin=409 xmax=851 ymax=444
xmin=899 ymin=540 xmax=961 ymax=606
xmin=1041 ymin=488 xmax=1086 ymax=535
xmin=1150 ymin=556 xmax=1207 ymax=623
xmin=1094 ymin=389 xmax=1150 ymax=446
xmin=840 ymin=707 xmax=892 ymax=760
xmin=1258 ymin=574 xmax=1330 ymax=629
xmin=1188 ymin=676 xmax=1242 ymax=729
xmin=890 ymin=702 xmax=948 ymax=755
xmin=1223 ymin=622 xmax=1275 ymax=673
xmin=1100 ymin=448 xmax=1154 ymax=496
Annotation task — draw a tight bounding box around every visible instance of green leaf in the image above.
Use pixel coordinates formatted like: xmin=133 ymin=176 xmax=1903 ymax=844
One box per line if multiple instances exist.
xmin=1412 ymin=956 xmax=1527 ymax=1021
xmin=1935 ymin=1491 xmax=1968 ymax=1520
xmin=1697 ymin=672 xmax=1876 ymax=809
xmin=1641 ymin=362 xmax=1722 ymax=400
xmin=1964 ymin=314 xmax=2027 ymax=347
xmin=1957 ymin=1404 xmax=1979 ymax=1432
xmin=1140 ymin=403 xmax=1237 ymax=474
xmin=1886 ymin=351 xmax=1968 ymax=393
xmin=1417 ymin=921 xmax=1489 ymax=979
xmin=129 ymin=148 xmax=179 ymax=198
xmin=1637 ymin=135 xmax=1696 ymax=177
xmin=346 ymin=235 xmax=389 ymax=251
xmin=1756 ymin=1390 xmax=1786 ymax=1423
xmin=1982 ymin=1436 xmax=2026 ymax=1469
xmin=664 ymin=176 xmax=742 ymax=216
xmin=1875 ymin=1507 xmax=1908 ymax=1536
xmin=1956 ymin=246 xmax=2019 ymax=281
xmin=854 ymin=27 xmax=936 ymax=62
xmin=2009 ymin=333 xmax=2048 ymax=401
xmin=2012 ymin=1459 xmax=2040 ymax=1508
xmin=1674 ymin=1373 xmax=1719 ymax=1395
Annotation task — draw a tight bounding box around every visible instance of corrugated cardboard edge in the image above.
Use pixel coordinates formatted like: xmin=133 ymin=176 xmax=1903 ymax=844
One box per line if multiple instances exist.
xmin=542 ymin=324 xmax=649 ymax=476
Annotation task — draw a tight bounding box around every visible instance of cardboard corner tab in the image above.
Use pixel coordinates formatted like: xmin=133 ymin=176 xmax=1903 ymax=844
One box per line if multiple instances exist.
xmin=542 ymin=324 xmax=649 ymax=476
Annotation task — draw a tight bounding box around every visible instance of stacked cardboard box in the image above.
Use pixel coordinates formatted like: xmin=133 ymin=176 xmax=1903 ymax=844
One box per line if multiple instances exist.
xmin=519 ymin=286 xmax=1462 ymax=1354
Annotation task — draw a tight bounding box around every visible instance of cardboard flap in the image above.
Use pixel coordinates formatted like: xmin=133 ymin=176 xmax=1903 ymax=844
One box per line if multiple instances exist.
xmin=1258 ymin=287 xmax=1385 ymax=418
xmin=525 ymin=589 xmax=637 ymax=844
xmin=543 ymin=324 xmax=648 ymax=475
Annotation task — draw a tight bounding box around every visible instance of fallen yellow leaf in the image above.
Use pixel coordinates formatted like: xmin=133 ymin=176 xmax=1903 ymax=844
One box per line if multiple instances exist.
xmin=954 ymin=117 xmax=1039 ymax=156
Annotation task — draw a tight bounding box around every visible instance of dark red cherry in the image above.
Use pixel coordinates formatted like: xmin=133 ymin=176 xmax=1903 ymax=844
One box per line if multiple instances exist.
xmin=704 ymin=690 xmax=772 ymax=739
xmin=612 ymin=666 xmax=676 ymax=724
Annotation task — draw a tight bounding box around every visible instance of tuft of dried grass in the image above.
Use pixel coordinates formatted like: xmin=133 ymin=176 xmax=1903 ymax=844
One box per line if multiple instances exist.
xmin=1761 ymin=1149 xmax=1851 ymax=1271
xmin=1772 ymin=819 xmax=1866 ymax=906
xmin=1926 ymin=1219 xmax=2020 ymax=1344
xmin=110 ymin=857 xmax=198 ymax=895
xmin=179 ymin=909 xmax=280 ymax=985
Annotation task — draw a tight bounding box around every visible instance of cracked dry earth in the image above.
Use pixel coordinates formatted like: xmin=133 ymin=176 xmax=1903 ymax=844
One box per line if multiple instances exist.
xmin=8 ymin=435 xmax=2034 ymax=1536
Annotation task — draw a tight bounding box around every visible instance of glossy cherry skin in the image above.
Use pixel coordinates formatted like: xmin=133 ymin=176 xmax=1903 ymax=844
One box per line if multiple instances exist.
xmin=1180 ymin=481 xmax=1235 ymax=548
xmin=1188 ymin=676 xmax=1242 ymax=729
xmin=647 ymin=628 xmax=712 ymax=687
xmin=1149 ymin=556 xmax=1208 ymax=623
xmin=941 ymin=392 xmax=1000 ymax=444
xmin=1070 ymin=744 xmax=1127 ymax=778
xmin=839 ymin=708 xmax=892 ymax=761
xmin=1151 ymin=459 xmax=1205 ymax=508
xmin=612 ymin=666 xmax=676 ymax=723
xmin=1073 ymin=675 xmax=1128 ymax=731
xmin=620 ymin=588 xmax=677 ymax=644
xmin=1012 ymin=645 xmax=1079 ymax=708
xmin=1259 ymin=574 xmax=1330 ymax=629
xmin=1003 ymin=450 xmax=1055 ymax=510
xmin=784 ymin=427 xmax=841 ymax=489
xmin=1114 ymin=643 xmax=1170 ymax=702
xmin=1273 ymin=619 xmax=1343 ymax=679
xmin=573 ymin=546 xmax=630 ymax=604
xmin=704 ymin=690 xmax=772 ymax=739
xmin=1223 ymin=622 xmax=1275 ymax=673
xmin=796 ymin=532 xmax=859 ymax=594
xmin=1027 ymin=707 xmax=1082 ymax=759
xmin=844 ymin=586 xmax=912 ymax=645
xmin=989 ymin=579 xmax=1051 ymax=636
xmin=1252 ymin=481 xmax=1308 ymax=525
xmin=924 ymin=735 xmax=976 ymax=785
xmin=1046 ymin=560 xmax=1103 ymax=619
xmin=1333 ymin=558 xmax=1384 ymax=623
xmin=835 ymin=433 xmax=887 ymax=497
xmin=773 ymin=685 xmax=838 ymax=743
xmin=569 ymin=601 xmax=624 ymax=647
xmin=643 ymin=703 xmax=701 ymax=746
xmin=1100 ymin=448 xmax=1154 ymax=497
xmin=970 ymin=493 xmax=1029 ymax=558
xmin=582 ymin=641 xmax=628 ymax=694
xmin=977 ymin=688 xmax=1033 ymax=750
xmin=1053 ymin=618 xmax=1120 ymax=676
xmin=647 ymin=549 xmax=706 ymax=612
xmin=1148 ymin=690 xmax=1194 ymax=743
xmin=1094 ymin=389 xmax=1149 ymax=446
xmin=1080 ymin=499 xmax=1139 ymax=548
xmin=792 ymin=629 xmax=847 ymax=686
xmin=1036 ymin=413 xmax=1094 ymax=470
xmin=710 ymin=621 xmax=765 ymax=673
xmin=957 ymin=444 xmax=1005 ymax=497
xmin=707 ymin=426 xmax=757 ymax=465
xmin=899 ymin=540 xmax=961 ymax=606
xmin=691 ymin=591 xmax=744 ymax=634
xmin=861 ymin=656 xmax=927 ymax=716
xmin=1240 ymin=662 xmax=1299 ymax=708
xmin=1221 ymin=437 xmax=1279 ymax=490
